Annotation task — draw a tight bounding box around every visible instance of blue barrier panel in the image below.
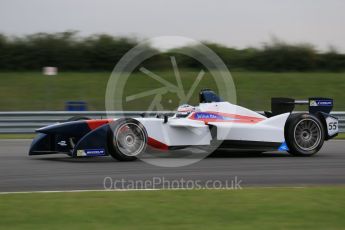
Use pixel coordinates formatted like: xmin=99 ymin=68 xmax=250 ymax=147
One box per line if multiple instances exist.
xmin=65 ymin=101 xmax=87 ymax=111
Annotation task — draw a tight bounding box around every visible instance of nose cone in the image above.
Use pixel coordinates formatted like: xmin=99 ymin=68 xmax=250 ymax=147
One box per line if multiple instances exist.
xmin=29 ymin=133 xmax=56 ymax=155
xmin=36 ymin=120 xmax=90 ymax=136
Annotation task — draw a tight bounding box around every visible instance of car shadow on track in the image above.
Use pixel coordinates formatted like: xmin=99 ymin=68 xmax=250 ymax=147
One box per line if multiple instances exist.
xmin=31 ymin=151 xmax=291 ymax=163
xmin=32 ymin=156 xmax=119 ymax=163
xmin=210 ymin=150 xmax=291 ymax=158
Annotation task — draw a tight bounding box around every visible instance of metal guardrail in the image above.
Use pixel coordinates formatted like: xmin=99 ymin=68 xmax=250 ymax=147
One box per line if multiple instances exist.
xmin=0 ymin=111 xmax=174 ymax=134
xmin=0 ymin=111 xmax=344 ymax=134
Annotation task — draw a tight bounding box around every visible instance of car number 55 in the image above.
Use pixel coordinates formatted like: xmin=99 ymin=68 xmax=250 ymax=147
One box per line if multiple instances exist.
xmin=326 ymin=116 xmax=338 ymax=136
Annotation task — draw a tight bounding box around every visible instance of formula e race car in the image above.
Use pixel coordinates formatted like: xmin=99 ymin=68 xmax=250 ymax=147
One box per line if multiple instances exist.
xmin=29 ymin=89 xmax=339 ymax=161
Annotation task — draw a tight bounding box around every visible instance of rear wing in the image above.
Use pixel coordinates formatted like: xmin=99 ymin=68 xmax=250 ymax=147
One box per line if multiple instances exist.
xmin=271 ymin=97 xmax=333 ymax=116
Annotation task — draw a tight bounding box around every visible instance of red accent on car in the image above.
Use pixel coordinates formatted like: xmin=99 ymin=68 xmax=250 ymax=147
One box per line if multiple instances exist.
xmin=215 ymin=111 xmax=265 ymax=123
xmin=86 ymin=119 xmax=112 ymax=130
xmin=148 ymin=137 xmax=169 ymax=150
xmin=188 ymin=111 xmax=265 ymax=124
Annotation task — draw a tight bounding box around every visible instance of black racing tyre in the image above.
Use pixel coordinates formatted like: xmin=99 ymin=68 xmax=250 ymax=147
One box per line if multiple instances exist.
xmin=108 ymin=118 xmax=148 ymax=161
xmin=285 ymin=113 xmax=324 ymax=156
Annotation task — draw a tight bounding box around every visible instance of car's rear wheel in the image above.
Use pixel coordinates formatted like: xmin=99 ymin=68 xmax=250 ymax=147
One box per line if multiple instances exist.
xmin=108 ymin=118 xmax=147 ymax=161
xmin=285 ymin=113 xmax=324 ymax=156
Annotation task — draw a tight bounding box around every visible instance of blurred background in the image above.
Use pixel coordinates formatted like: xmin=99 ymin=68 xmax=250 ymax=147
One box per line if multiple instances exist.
xmin=0 ymin=0 xmax=344 ymax=111
xmin=1 ymin=2 xmax=344 ymax=228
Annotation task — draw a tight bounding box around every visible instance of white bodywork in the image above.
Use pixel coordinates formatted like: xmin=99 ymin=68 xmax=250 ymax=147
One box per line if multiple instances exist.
xmin=137 ymin=101 xmax=290 ymax=148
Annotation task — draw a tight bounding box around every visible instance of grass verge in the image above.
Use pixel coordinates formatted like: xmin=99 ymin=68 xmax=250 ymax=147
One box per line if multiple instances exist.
xmin=335 ymin=133 xmax=345 ymax=139
xmin=0 ymin=187 xmax=344 ymax=230
xmin=0 ymin=134 xmax=36 ymax=139
xmin=0 ymin=71 xmax=344 ymax=111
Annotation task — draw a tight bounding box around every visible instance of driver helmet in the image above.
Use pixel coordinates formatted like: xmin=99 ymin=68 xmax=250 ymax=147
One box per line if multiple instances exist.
xmin=176 ymin=104 xmax=195 ymax=117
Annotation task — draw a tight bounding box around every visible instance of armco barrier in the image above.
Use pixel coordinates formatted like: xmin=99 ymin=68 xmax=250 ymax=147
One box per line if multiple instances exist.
xmin=0 ymin=111 xmax=173 ymax=133
xmin=0 ymin=111 xmax=344 ymax=134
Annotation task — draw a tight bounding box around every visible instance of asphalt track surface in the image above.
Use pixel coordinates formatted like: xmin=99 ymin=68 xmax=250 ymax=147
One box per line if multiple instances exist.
xmin=0 ymin=139 xmax=344 ymax=192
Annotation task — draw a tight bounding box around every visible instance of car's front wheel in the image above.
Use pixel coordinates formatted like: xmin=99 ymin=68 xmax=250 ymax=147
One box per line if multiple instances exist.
xmin=108 ymin=118 xmax=148 ymax=161
xmin=285 ymin=113 xmax=324 ymax=156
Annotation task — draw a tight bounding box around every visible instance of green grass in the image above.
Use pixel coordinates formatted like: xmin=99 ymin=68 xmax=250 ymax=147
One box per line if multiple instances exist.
xmin=0 ymin=134 xmax=36 ymax=139
xmin=335 ymin=133 xmax=345 ymax=139
xmin=0 ymin=188 xmax=344 ymax=229
xmin=0 ymin=71 xmax=344 ymax=111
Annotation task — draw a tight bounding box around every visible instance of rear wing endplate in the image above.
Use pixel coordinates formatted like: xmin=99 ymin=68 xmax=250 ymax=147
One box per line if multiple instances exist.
xmin=271 ymin=97 xmax=333 ymax=116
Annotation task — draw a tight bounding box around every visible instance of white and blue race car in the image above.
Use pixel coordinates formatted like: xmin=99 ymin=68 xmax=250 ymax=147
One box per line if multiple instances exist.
xmin=29 ymin=89 xmax=339 ymax=161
